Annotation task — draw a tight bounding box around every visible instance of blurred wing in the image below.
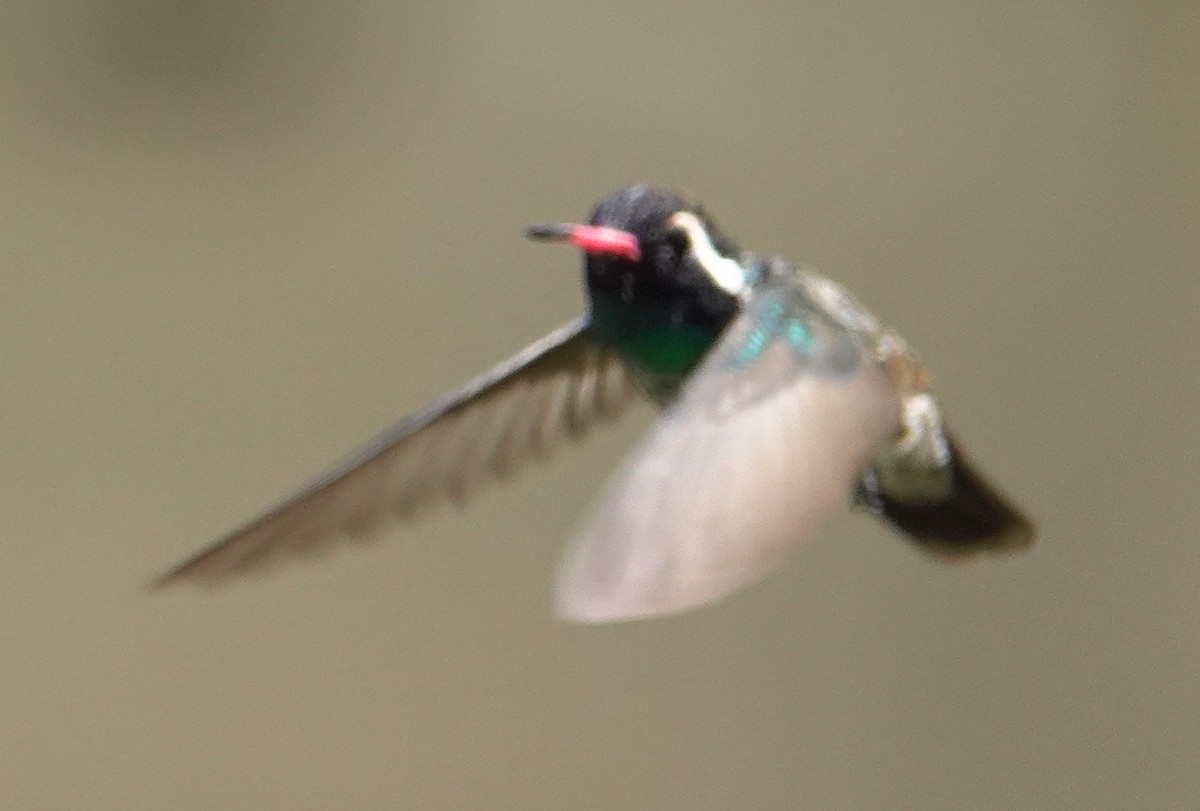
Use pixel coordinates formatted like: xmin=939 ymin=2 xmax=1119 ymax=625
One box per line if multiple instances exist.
xmin=556 ymin=285 xmax=902 ymax=622
xmin=156 ymin=318 xmax=638 ymax=586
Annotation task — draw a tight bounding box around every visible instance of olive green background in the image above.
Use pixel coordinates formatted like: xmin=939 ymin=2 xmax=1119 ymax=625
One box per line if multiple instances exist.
xmin=2 ymin=2 xmax=1196 ymax=808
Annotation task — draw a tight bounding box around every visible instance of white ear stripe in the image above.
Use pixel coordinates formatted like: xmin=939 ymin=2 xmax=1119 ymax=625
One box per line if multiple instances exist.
xmin=669 ymin=211 xmax=747 ymax=296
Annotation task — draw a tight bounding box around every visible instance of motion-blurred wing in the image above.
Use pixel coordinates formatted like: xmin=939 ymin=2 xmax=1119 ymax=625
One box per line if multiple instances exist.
xmin=156 ymin=318 xmax=638 ymax=586
xmin=556 ymin=285 xmax=901 ymax=622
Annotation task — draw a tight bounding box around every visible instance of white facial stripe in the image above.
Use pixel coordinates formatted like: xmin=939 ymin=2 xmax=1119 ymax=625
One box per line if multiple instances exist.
xmin=668 ymin=211 xmax=747 ymax=296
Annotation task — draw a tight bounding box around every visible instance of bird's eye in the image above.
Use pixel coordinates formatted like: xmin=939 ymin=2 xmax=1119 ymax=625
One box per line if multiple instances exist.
xmin=660 ymin=228 xmax=690 ymax=261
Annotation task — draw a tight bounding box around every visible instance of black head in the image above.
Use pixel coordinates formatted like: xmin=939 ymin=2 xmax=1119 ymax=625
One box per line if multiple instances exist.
xmin=526 ymin=185 xmax=746 ymax=337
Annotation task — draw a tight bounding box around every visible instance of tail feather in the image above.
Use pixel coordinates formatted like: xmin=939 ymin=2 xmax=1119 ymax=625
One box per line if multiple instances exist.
xmin=860 ymin=436 xmax=1035 ymax=557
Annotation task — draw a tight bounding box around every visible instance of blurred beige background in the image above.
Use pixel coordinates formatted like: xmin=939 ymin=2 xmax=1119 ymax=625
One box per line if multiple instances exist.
xmin=1 ymin=2 xmax=1196 ymax=808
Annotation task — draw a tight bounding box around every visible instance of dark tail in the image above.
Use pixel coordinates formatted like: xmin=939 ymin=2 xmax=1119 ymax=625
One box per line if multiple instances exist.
xmin=861 ymin=435 xmax=1035 ymax=558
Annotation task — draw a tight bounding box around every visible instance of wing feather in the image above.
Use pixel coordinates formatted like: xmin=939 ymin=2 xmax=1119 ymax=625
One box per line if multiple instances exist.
xmin=556 ymin=286 xmax=902 ymax=622
xmin=156 ymin=318 xmax=640 ymax=586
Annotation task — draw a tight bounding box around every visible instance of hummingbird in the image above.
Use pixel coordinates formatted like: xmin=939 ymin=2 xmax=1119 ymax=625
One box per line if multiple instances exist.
xmin=156 ymin=185 xmax=1034 ymax=622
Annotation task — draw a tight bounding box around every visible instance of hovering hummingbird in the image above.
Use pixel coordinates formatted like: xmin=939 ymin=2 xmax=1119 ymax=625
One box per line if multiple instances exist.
xmin=156 ymin=185 xmax=1033 ymax=622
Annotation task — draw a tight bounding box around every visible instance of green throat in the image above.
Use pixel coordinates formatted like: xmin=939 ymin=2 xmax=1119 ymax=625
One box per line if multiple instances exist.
xmin=589 ymin=297 xmax=723 ymax=402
